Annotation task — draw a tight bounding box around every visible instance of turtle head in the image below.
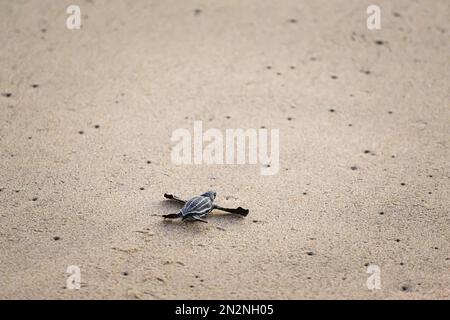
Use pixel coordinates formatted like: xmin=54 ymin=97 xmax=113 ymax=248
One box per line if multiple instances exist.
xmin=201 ymin=190 xmax=216 ymax=201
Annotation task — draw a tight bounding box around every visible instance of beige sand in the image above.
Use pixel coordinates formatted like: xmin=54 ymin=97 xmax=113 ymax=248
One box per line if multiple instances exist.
xmin=0 ymin=0 xmax=449 ymax=299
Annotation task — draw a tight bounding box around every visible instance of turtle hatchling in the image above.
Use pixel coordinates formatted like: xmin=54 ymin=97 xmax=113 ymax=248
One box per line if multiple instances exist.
xmin=162 ymin=191 xmax=249 ymax=223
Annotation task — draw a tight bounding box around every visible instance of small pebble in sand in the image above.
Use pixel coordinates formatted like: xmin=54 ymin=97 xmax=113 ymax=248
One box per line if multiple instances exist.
xmin=401 ymin=285 xmax=412 ymax=292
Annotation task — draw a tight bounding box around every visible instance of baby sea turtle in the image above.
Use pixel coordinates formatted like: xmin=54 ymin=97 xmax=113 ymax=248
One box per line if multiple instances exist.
xmin=162 ymin=191 xmax=249 ymax=223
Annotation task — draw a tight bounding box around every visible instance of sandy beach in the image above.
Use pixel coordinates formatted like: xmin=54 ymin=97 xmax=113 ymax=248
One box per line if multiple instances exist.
xmin=0 ymin=0 xmax=449 ymax=299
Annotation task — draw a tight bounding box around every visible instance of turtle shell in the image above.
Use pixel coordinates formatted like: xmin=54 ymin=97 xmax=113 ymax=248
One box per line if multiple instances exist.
xmin=181 ymin=196 xmax=213 ymax=218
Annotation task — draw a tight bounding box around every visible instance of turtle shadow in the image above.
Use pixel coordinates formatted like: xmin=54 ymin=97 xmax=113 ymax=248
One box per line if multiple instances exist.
xmin=158 ymin=219 xmax=207 ymax=231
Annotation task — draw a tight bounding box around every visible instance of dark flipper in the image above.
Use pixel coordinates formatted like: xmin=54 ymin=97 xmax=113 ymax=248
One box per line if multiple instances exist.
xmin=213 ymin=205 xmax=249 ymax=217
xmin=162 ymin=212 xmax=182 ymax=219
xmin=164 ymin=193 xmax=186 ymax=204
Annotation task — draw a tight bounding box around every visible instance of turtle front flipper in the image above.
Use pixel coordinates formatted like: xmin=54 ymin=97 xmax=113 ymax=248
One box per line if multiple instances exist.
xmin=164 ymin=193 xmax=187 ymax=204
xmin=213 ymin=205 xmax=249 ymax=216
